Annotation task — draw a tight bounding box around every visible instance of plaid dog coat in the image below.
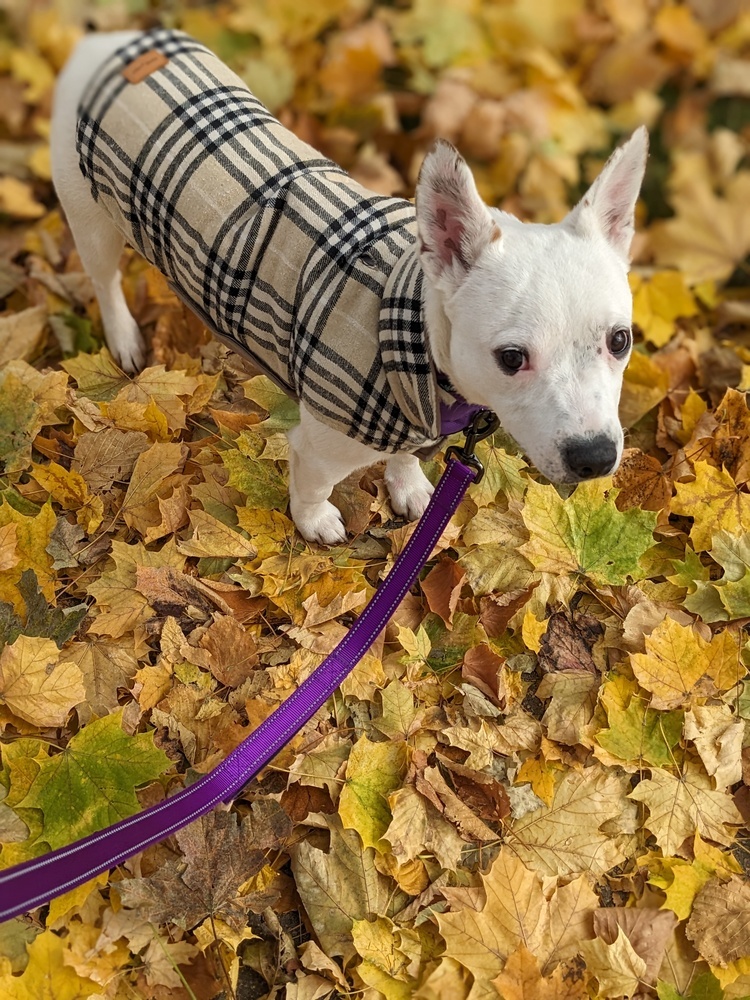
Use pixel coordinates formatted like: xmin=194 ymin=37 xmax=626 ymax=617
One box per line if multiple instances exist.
xmin=76 ymin=29 xmax=467 ymax=454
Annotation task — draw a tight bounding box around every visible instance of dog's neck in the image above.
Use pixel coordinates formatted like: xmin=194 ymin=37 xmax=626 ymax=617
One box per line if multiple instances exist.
xmin=422 ymin=280 xmax=479 ymax=407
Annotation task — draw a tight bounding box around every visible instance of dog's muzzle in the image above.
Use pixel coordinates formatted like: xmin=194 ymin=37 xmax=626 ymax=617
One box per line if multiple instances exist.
xmin=563 ymin=434 xmax=619 ymax=479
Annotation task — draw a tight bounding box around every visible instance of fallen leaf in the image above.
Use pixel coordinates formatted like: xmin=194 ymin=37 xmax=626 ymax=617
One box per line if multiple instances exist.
xmin=520 ymin=479 xmax=656 ymax=585
xmin=438 ymin=847 xmax=597 ymax=990
xmin=686 ymin=874 xmax=750 ymax=967
xmin=506 ymin=765 xmax=635 ymax=877
xmin=629 ymin=759 xmax=742 ymax=855
xmin=338 ymin=736 xmax=407 ymax=849
xmin=630 ymin=616 xmax=741 ymax=709
xmin=18 ymin=711 xmax=170 ymax=848
xmin=0 ymin=634 xmax=84 ymax=726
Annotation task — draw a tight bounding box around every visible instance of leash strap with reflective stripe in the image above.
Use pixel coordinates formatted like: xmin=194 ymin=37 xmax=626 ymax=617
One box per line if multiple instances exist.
xmin=0 ymin=411 xmax=497 ymax=922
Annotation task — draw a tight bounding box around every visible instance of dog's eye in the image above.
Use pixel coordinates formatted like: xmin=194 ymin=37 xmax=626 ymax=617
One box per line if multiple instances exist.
xmin=607 ymin=327 xmax=632 ymax=357
xmin=495 ymin=347 xmax=528 ymax=374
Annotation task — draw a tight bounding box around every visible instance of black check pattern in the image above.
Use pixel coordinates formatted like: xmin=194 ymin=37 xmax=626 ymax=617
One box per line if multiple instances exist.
xmin=76 ymin=29 xmax=443 ymax=454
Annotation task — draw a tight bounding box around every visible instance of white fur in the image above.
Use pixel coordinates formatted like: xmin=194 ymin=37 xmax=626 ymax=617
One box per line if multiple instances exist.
xmin=51 ymin=33 xmax=648 ymax=544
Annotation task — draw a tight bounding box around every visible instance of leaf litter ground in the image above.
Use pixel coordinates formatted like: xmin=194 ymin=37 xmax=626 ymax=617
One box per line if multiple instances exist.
xmin=2 ymin=1 xmax=750 ymax=998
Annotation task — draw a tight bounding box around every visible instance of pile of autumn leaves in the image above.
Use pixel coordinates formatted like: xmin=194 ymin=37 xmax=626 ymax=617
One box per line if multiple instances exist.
xmin=3 ymin=0 xmax=750 ymax=998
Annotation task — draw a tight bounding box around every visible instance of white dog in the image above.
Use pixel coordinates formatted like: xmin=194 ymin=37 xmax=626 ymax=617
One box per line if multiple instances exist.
xmin=51 ymin=30 xmax=648 ymax=544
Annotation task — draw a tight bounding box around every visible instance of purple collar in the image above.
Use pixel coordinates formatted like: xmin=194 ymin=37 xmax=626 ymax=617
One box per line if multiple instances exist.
xmin=437 ymin=375 xmax=484 ymax=436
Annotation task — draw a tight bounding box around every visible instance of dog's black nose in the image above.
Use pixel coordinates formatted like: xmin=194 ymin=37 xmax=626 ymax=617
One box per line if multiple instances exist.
xmin=563 ymin=435 xmax=618 ymax=479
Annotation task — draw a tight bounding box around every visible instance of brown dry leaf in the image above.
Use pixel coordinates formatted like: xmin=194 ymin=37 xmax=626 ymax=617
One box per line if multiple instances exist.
xmin=121 ymin=441 xmax=188 ymax=534
xmin=421 ymin=556 xmax=466 ymax=625
xmin=685 ymin=874 xmax=750 ymax=967
xmin=384 ymin=783 xmax=467 ymax=871
xmin=72 ymin=428 xmax=148 ymax=492
xmin=492 ymin=945 xmax=586 ymax=1000
xmin=629 ymin=759 xmax=742 ymax=855
xmin=613 ymin=449 xmax=673 ymax=512
xmin=462 ymin=643 xmax=506 ymax=707
xmin=592 ymin=908 xmax=678 ymax=984
xmin=0 ymin=305 xmax=47 ymax=366
xmin=119 ymin=805 xmax=290 ymax=932
xmin=65 ymin=634 xmax=142 ymax=721
xmin=579 ymin=926 xmax=648 ymax=998
xmin=537 ymin=609 xmax=603 ymax=674
xmin=419 ymin=765 xmax=498 ymax=843
xmin=199 ymin=615 xmax=259 ymax=687
xmin=537 ymin=671 xmax=599 ymax=747
xmin=684 ymin=704 xmax=743 ymax=788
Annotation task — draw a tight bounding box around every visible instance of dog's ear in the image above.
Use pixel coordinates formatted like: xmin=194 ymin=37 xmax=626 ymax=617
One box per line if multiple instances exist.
xmin=416 ymin=140 xmax=501 ymax=286
xmin=565 ymin=125 xmax=649 ymax=261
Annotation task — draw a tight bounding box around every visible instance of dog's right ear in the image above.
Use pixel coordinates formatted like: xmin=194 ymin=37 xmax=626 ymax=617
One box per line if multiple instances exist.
xmin=416 ymin=140 xmax=501 ymax=288
xmin=565 ymin=126 xmax=649 ymax=262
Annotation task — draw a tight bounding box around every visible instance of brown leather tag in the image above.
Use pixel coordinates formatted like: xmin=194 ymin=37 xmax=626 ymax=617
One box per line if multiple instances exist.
xmin=121 ymin=50 xmax=169 ymax=84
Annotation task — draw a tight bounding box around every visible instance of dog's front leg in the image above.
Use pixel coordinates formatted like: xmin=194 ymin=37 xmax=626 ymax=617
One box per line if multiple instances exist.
xmin=287 ymin=405 xmax=380 ymax=545
xmin=384 ymin=452 xmax=434 ymax=521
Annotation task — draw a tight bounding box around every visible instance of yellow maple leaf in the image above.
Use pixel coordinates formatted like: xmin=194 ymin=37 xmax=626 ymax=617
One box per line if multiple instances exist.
xmin=619 ymin=350 xmax=670 ymax=428
xmin=9 ymin=47 xmax=55 ymax=104
xmin=0 ymin=176 xmax=45 ymax=221
xmin=0 ymin=501 xmax=56 ymax=611
xmin=120 ymin=442 xmax=187 ymax=534
xmin=32 ymin=461 xmax=104 ymax=534
xmin=492 ymin=944 xmax=586 ymax=1000
xmin=644 ymin=832 xmax=742 ymax=920
xmin=672 ymin=461 xmax=750 ymax=550
xmin=0 ymin=929 xmax=99 ymax=1000
xmin=0 ymin=635 xmax=85 ymax=727
xmin=506 ymin=766 xmax=633 ymax=877
xmin=630 ymin=270 xmax=699 ymax=348
xmin=650 ymin=170 xmax=750 ymax=284
xmin=339 ymin=736 xmax=406 ymax=850
xmin=630 ymin=615 xmax=740 ymax=710
xmin=437 ymin=847 xmax=597 ymax=990
xmin=629 ymin=758 xmax=742 ymax=856
xmin=579 ymin=927 xmax=648 ymax=999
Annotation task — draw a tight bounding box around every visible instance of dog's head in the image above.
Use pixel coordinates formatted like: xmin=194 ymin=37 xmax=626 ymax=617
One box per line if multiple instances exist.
xmin=416 ymin=127 xmax=648 ymax=483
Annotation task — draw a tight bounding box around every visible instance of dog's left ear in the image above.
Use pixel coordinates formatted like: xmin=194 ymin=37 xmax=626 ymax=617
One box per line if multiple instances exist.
xmin=565 ymin=125 xmax=649 ymax=261
xmin=416 ymin=139 xmax=501 ymax=288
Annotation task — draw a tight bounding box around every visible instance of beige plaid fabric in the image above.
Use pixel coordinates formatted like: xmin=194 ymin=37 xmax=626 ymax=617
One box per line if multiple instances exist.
xmin=76 ymin=29 xmax=445 ymax=454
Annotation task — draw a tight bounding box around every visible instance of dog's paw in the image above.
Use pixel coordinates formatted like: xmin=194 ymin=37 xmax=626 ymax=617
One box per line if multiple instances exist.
xmin=108 ymin=319 xmax=145 ymax=373
xmin=294 ymin=501 xmax=347 ymax=546
xmin=386 ymin=466 xmax=434 ymax=521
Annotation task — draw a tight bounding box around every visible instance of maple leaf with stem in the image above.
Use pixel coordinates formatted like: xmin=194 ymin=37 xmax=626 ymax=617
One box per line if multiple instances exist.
xmin=519 ymin=479 xmax=656 ymax=586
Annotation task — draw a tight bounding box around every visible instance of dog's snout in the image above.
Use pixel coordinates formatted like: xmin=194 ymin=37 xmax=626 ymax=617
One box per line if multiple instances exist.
xmin=563 ymin=435 xmax=618 ymax=480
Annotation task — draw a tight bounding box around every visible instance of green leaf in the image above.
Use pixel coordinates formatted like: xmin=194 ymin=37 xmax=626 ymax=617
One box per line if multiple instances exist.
xmin=339 ymin=737 xmax=407 ymax=850
xmin=16 ymin=570 xmax=87 ymax=648
xmin=18 ymin=712 xmax=170 ymax=849
xmin=423 ymin=612 xmax=486 ymax=672
xmin=0 ymin=372 xmax=38 ymax=474
xmin=222 ymin=449 xmax=288 ymax=511
xmin=657 ymin=971 xmax=726 ymax=1000
xmin=61 ymin=348 xmax=128 ymax=402
xmin=242 ymin=375 xmax=300 ymax=434
xmin=597 ymin=682 xmax=683 ymax=767
xmin=519 ymin=479 xmax=657 ymax=585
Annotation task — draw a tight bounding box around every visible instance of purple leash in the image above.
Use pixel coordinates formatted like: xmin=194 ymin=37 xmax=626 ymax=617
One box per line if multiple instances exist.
xmin=0 ymin=411 xmax=497 ymax=923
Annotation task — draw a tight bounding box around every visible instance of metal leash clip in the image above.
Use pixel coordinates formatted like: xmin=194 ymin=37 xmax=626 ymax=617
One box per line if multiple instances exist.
xmin=444 ymin=408 xmax=500 ymax=483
